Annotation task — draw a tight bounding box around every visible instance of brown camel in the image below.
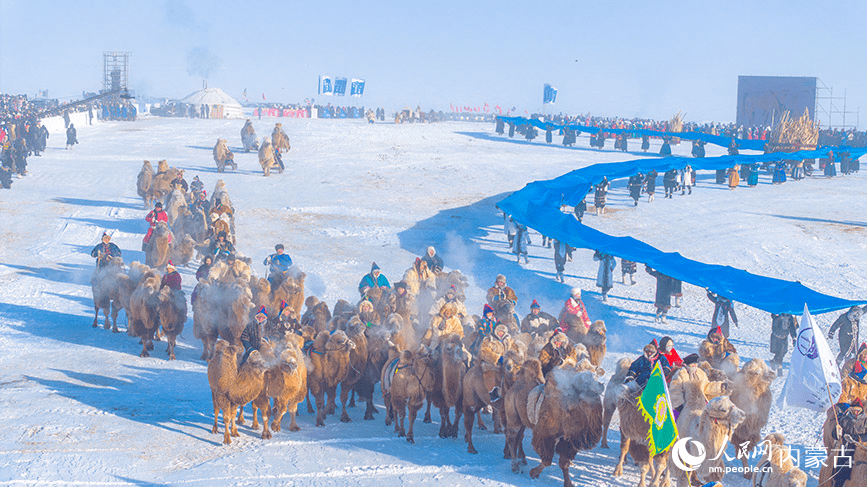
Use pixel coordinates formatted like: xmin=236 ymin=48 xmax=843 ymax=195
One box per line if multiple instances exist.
xmin=752 ymin=433 xmax=808 ymax=487
xmin=613 ymin=380 xmax=670 ymax=487
xmin=580 ymin=320 xmax=607 ymax=367
xmin=699 ymin=334 xmax=740 ymax=378
xmin=673 ymin=395 xmax=745 ymax=487
xmin=209 ymin=179 xmax=233 ymax=212
xmin=145 ymin=221 xmax=173 ymax=269
xmin=269 ymin=270 xmax=305 ymax=317
xmin=385 ymin=313 xmax=419 ymax=353
xmin=729 ymin=358 xmax=777 ymax=478
xmin=213 ymin=138 xmax=237 ymax=172
xmin=91 ymin=257 xmax=134 ymax=333
xmin=337 ymin=318 xmax=368 ymax=422
xmin=271 ymin=123 xmax=291 ymax=152
xmin=164 ymin=188 xmax=187 ymax=228
xmin=538 ymin=331 xmax=573 ymax=377
xmin=169 ymin=234 xmax=196 ymax=267
xmin=150 ymin=165 xmax=179 ymax=204
xmin=435 ymin=333 xmax=466 ymax=438
xmin=381 ymin=349 xmax=425 ymax=443
xmin=175 ymin=205 xmax=209 ymax=246
xmin=251 ymin=341 xmax=307 ymax=438
xmin=354 ymin=321 xmax=391 ymax=420
xmin=527 ymin=367 xmax=605 ymax=487
xmin=207 ymin=339 xmax=268 ymax=445
xmin=127 ymin=268 xmax=162 ymax=357
xmin=258 ymin=138 xmax=277 ymax=176
xmin=157 ymin=287 xmax=186 ymax=360
xmin=300 ymin=296 xmax=332 ymax=333
xmin=601 ymin=357 xmax=633 ymax=449
xmin=136 ymin=160 xmax=154 ymax=209
xmin=193 ymin=278 xmax=252 ymax=360
xmin=462 ymin=336 xmax=507 ymax=454
xmin=306 ymin=330 xmax=355 ymax=426
xmin=504 ymin=358 xmax=546 ymax=472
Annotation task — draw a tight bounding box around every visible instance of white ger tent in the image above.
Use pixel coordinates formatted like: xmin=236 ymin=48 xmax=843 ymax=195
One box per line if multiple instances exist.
xmin=179 ymin=87 xmax=243 ymax=119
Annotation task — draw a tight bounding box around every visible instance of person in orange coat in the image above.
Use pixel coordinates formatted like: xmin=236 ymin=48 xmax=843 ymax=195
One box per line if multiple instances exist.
xmin=557 ymin=287 xmax=591 ymax=333
xmin=143 ymin=202 xmax=168 ymax=250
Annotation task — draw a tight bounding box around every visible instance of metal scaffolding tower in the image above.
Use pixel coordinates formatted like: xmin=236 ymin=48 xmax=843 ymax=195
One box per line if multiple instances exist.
xmin=103 ymin=52 xmax=130 ymax=94
xmin=815 ymin=78 xmax=859 ymax=129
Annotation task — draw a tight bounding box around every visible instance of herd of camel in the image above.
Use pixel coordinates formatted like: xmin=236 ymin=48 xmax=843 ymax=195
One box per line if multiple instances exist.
xmin=85 ymin=157 xmax=862 ymax=487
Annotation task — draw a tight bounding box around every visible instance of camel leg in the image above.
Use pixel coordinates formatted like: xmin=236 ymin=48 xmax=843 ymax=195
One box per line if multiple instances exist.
xmin=211 ymin=393 xmax=220 ymax=434
xmin=167 ymin=335 xmax=176 ymax=360
xmin=325 ymin=386 xmax=337 ymax=415
xmin=464 ymin=406 xmax=478 ymax=454
xmin=140 ymin=340 xmax=150 ymax=358
xmin=110 ymin=302 xmax=120 ymax=333
xmin=221 ymin=406 xmax=232 ymax=445
xmin=287 ymin=402 xmax=300 ymax=432
xmin=638 ymin=462 xmax=649 ymax=487
xmin=450 ymin=399 xmax=463 ymax=438
xmin=406 ymin=405 xmax=418 ymax=444
xmin=614 ymin=435 xmax=631 ymax=477
xmin=102 ymin=306 xmax=111 ymax=330
xmin=271 ymin=399 xmax=287 ymax=433
xmin=439 ymin=406 xmax=450 ymax=438
xmin=339 ymin=385 xmax=352 ymax=423
xmin=348 ymin=389 xmax=356 ymax=408
xmin=507 ymin=425 xmax=524 ymax=472
xmin=492 ymin=407 xmax=503 ymax=434
xmin=250 ymin=402 xmax=260 ymax=430
xmin=315 ymin=391 xmax=326 ymax=427
xmin=476 ymin=409 xmax=487 ymax=430
xmin=257 ymin=399 xmax=272 ymax=440
xmin=306 ymin=389 xmax=315 ymax=414
xmin=364 ymin=397 xmax=377 ymax=420
xmin=228 ymin=404 xmax=240 ymax=439
xmin=396 ymin=403 xmax=406 ymax=438
xmin=558 ymin=447 xmax=577 ymax=487
xmin=92 ymin=304 xmax=99 ymax=328
xmin=423 ymin=396 xmax=432 ymax=423
xmin=529 ymin=443 xmax=553 ymax=479
xmin=739 ymin=455 xmax=750 ymax=479
xmin=518 ymin=429 xmax=527 ymax=464
xmin=236 ymin=404 xmax=246 ymax=426
xmin=600 ymin=404 xmax=616 ymax=449
xmin=383 ymin=393 xmax=393 ymax=427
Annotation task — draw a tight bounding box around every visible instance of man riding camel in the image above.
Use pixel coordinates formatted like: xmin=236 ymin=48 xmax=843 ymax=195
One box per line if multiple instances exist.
xmin=358 ymin=262 xmax=391 ymax=297
xmin=90 ymin=231 xmax=121 ymax=268
xmin=264 ymin=244 xmax=293 ymax=285
xmin=143 ymin=202 xmax=168 ymax=251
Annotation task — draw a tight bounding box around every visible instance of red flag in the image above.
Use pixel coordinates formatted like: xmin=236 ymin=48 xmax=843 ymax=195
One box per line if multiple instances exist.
xmin=262 ymin=93 xmax=266 ymax=100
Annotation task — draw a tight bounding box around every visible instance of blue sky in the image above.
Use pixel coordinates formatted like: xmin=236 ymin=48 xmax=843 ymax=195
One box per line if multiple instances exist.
xmin=1 ymin=0 xmax=865 ymax=126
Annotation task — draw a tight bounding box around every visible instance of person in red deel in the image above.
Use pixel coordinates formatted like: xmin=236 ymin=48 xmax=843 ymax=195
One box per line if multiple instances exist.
xmin=143 ymin=202 xmax=168 ymax=250
xmin=658 ymin=336 xmax=683 ymax=368
xmin=160 ymin=261 xmax=182 ymax=291
xmin=557 ymin=287 xmax=591 ymax=333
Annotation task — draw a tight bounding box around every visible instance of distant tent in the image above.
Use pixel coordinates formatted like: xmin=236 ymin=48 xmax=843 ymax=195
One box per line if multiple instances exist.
xmin=179 ymin=88 xmax=243 ymax=119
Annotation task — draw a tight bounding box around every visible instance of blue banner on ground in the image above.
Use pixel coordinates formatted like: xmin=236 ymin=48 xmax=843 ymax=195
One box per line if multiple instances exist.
xmin=496 ymin=148 xmax=867 ymax=315
xmin=497 ymin=116 xmax=768 ymax=151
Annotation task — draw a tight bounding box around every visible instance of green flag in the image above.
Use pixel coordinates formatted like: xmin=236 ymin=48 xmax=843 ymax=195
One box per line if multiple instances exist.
xmin=636 ymin=361 xmax=678 ymax=456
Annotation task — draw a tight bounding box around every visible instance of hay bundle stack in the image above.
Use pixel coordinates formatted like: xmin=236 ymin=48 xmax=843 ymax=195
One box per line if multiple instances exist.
xmin=669 ymin=111 xmax=685 ymax=144
xmin=768 ymin=108 xmax=818 ymax=152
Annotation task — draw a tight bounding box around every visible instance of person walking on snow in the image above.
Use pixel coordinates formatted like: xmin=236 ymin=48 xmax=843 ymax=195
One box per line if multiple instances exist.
xmin=593 ymin=250 xmax=616 ymax=302
xmin=627 ymin=172 xmax=644 ymax=207
xmin=594 ymin=177 xmax=609 ymax=215
xmin=620 ymin=258 xmax=637 ymax=285
xmin=706 ymin=289 xmax=738 ymax=338
xmin=645 ymin=265 xmax=675 ymax=323
xmin=512 ymin=223 xmax=531 ymax=263
xmin=829 ymin=306 xmax=864 ymax=364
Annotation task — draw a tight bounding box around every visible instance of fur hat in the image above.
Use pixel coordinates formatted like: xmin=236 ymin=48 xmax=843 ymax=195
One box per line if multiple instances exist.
xmin=494 ymin=324 xmax=509 ymax=339
xmin=683 ymin=353 xmax=700 ymax=365
xmin=155 ymin=202 xmax=163 ymax=209
xmin=217 ymin=231 xmax=227 ymax=240
xmin=483 ymin=304 xmax=494 ymax=316
xmin=102 ymin=231 xmax=110 ymax=240
xmin=531 ymin=300 xmax=540 ymax=309
xmin=394 ymin=281 xmax=407 ymax=292
xmin=226 ymin=253 xmax=236 ymax=262
xmin=495 ymin=274 xmax=506 ymax=284
xmin=166 ymin=260 xmax=175 ymax=271
xmin=571 ymin=288 xmax=581 ymax=297
xmin=427 ymin=246 xmax=436 ymax=255
xmin=643 ymin=342 xmax=657 ymax=354
xmin=255 ymin=306 xmax=268 ymax=319
xmin=371 ymin=262 xmax=380 ymax=272
xmin=275 ymin=244 xmax=284 ymax=251
xmin=708 ymin=326 xmax=723 ymax=342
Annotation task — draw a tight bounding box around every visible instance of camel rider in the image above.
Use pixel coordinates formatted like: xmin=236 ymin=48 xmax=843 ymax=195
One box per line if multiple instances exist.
xmin=191 ymin=255 xmax=213 ymax=305
xmin=268 ymin=300 xmax=299 ymax=338
xmin=485 ymin=274 xmax=517 ymax=307
xmin=558 ymin=288 xmax=591 ymax=333
xmin=471 ymin=304 xmax=497 ymax=354
xmin=240 ymin=306 xmax=268 ymax=366
xmin=143 ymin=202 xmax=168 ymax=251
xmin=429 ymin=284 xmax=467 ymax=321
xmin=189 ymin=175 xmax=204 ymax=195
xmin=209 ymin=197 xmax=232 ymax=221
xmin=210 ymin=231 xmax=235 ymax=261
xmin=264 ymin=244 xmax=293 ymax=284
xmin=422 ymin=246 xmax=443 ymax=273
xmin=192 ymin=190 xmax=209 ymax=213
xmin=521 ymin=300 xmax=558 ymax=334
xmin=625 ymin=340 xmax=671 ymax=389
xmin=479 ymin=327 xmax=508 ymax=403
xmin=171 ymin=169 xmax=188 ymax=192
xmin=160 ymin=261 xmax=182 ymax=291
xmin=358 ymin=262 xmax=390 ymax=297
xmin=838 ymin=345 xmax=867 ymax=405
xmin=90 ymin=231 xmax=121 ymax=268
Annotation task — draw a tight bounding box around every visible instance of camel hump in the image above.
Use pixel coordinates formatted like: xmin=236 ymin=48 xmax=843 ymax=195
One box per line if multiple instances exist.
xmin=527 ymin=383 xmax=546 ymax=426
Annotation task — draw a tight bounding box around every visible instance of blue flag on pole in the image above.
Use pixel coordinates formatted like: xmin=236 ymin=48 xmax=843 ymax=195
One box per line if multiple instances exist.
xmin=543 ymin=84 xmax=558 ymax=104
xmin=350 ymin=79 xmax=366 ymax=97
xmin=320 ymin=76 xmax=334 ymax=95
xmin=334 ymin=78 xmax=348 ymax=96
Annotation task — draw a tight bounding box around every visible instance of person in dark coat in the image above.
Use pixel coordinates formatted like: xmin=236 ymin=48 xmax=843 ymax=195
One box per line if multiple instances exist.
xmin=209 ymin=231 xmax=235 ymax=261
xmin=594 ymin=177 xmax=609 ymax=215
xmin=160 ymin=261 xmax=182 ymax=290
xmin=627 ymin=172 xmax=644 ymax=207
xmin=240 ymin=306 xmax=268 ymax=366
xmin=619 ymin=133 xmax=628 ymax=152
xmin=422 ymin=246 xmax=444 ymax=273
xmin=663 ymin=169 xmax=678 ymax=198
xmin=824 ymin=151 xmax=837 ymax=177
xmin=769 ymin=313 xmax=798 ymax=369
xmin=573 ymin=196 xmax=587 ymax=222
xmin=65 ymin=124 xmax=77 ymax=149
xmin=645 ymin=266 xmax=675 ymax=323
xmin=495 ymin=118 xmax=505 ymax=135
xmin=191 ymin=255 xmax=213 ymax=305
xmin=641 ymin=134 xmax=650 ymax=152
xmin=90 ymin=231 xmax=122 ymax=268
xmin=671 ymin=278 xmax=682 ymax=307
xmin=508 ymin=123 xmax=515 ymax=138
xmin=727 ymin=138 xmax=739 ymax=156
xmin=563 ymin=128 xmax=576 ymax=147
xmin=12 ymin=138 xmax=27 ymax=175
xmin=659 ymin=138 xmax=672 ymax=156
xmin=644 ymin=170 xmax=658 ymax=202
xmin=621 ymin=258 xmax=637 ymax=285
xmin=829 ymin=306 xmax=864 ymax=364
xmin=740 ymin=163 xmax=752 ymax=187
xmin=706 ymin=289 xmax=738 ymax=338
xmin=772 ymin=162 xmax=787 ymax=184
xmin=747 ymin=163 xmax=759 ymax=186
xmin=553 ymin=240 xmax=569 ymax=282
xmin=625 ymin=340 xmax=671 ymax=388
xmin=545 ymin=125 xmax=553 ymax=144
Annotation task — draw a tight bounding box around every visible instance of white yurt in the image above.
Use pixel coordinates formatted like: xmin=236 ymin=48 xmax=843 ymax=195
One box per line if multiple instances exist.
xmin=179 ymin=87 xmax=243 ymax=119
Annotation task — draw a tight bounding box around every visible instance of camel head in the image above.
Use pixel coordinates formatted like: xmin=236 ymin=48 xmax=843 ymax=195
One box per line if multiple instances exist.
xmin=305 ymin=295 xmax=320 ymax=310
xmin=739 ymin=358 xmax=776 ymax=390
xmin=328 ymin=329 xmax=356 ymax=352
xmin=706 ymin=395 xmax=746 ymax=429
xmin=300 ymin=326 xmax=316 ymax=343
xmin=521 ymin=358 xmax=545 ymax=385
xmin=277 ymin=349 xmax=299 ymax=374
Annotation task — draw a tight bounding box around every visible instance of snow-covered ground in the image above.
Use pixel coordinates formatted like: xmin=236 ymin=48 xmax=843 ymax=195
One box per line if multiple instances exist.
xmin=1 ymin=116 xmax=863 ymax=486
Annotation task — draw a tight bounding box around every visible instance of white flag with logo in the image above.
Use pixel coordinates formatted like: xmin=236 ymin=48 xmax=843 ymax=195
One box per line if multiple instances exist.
xmin=777 ymin=304 xmax=842 ymax=411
